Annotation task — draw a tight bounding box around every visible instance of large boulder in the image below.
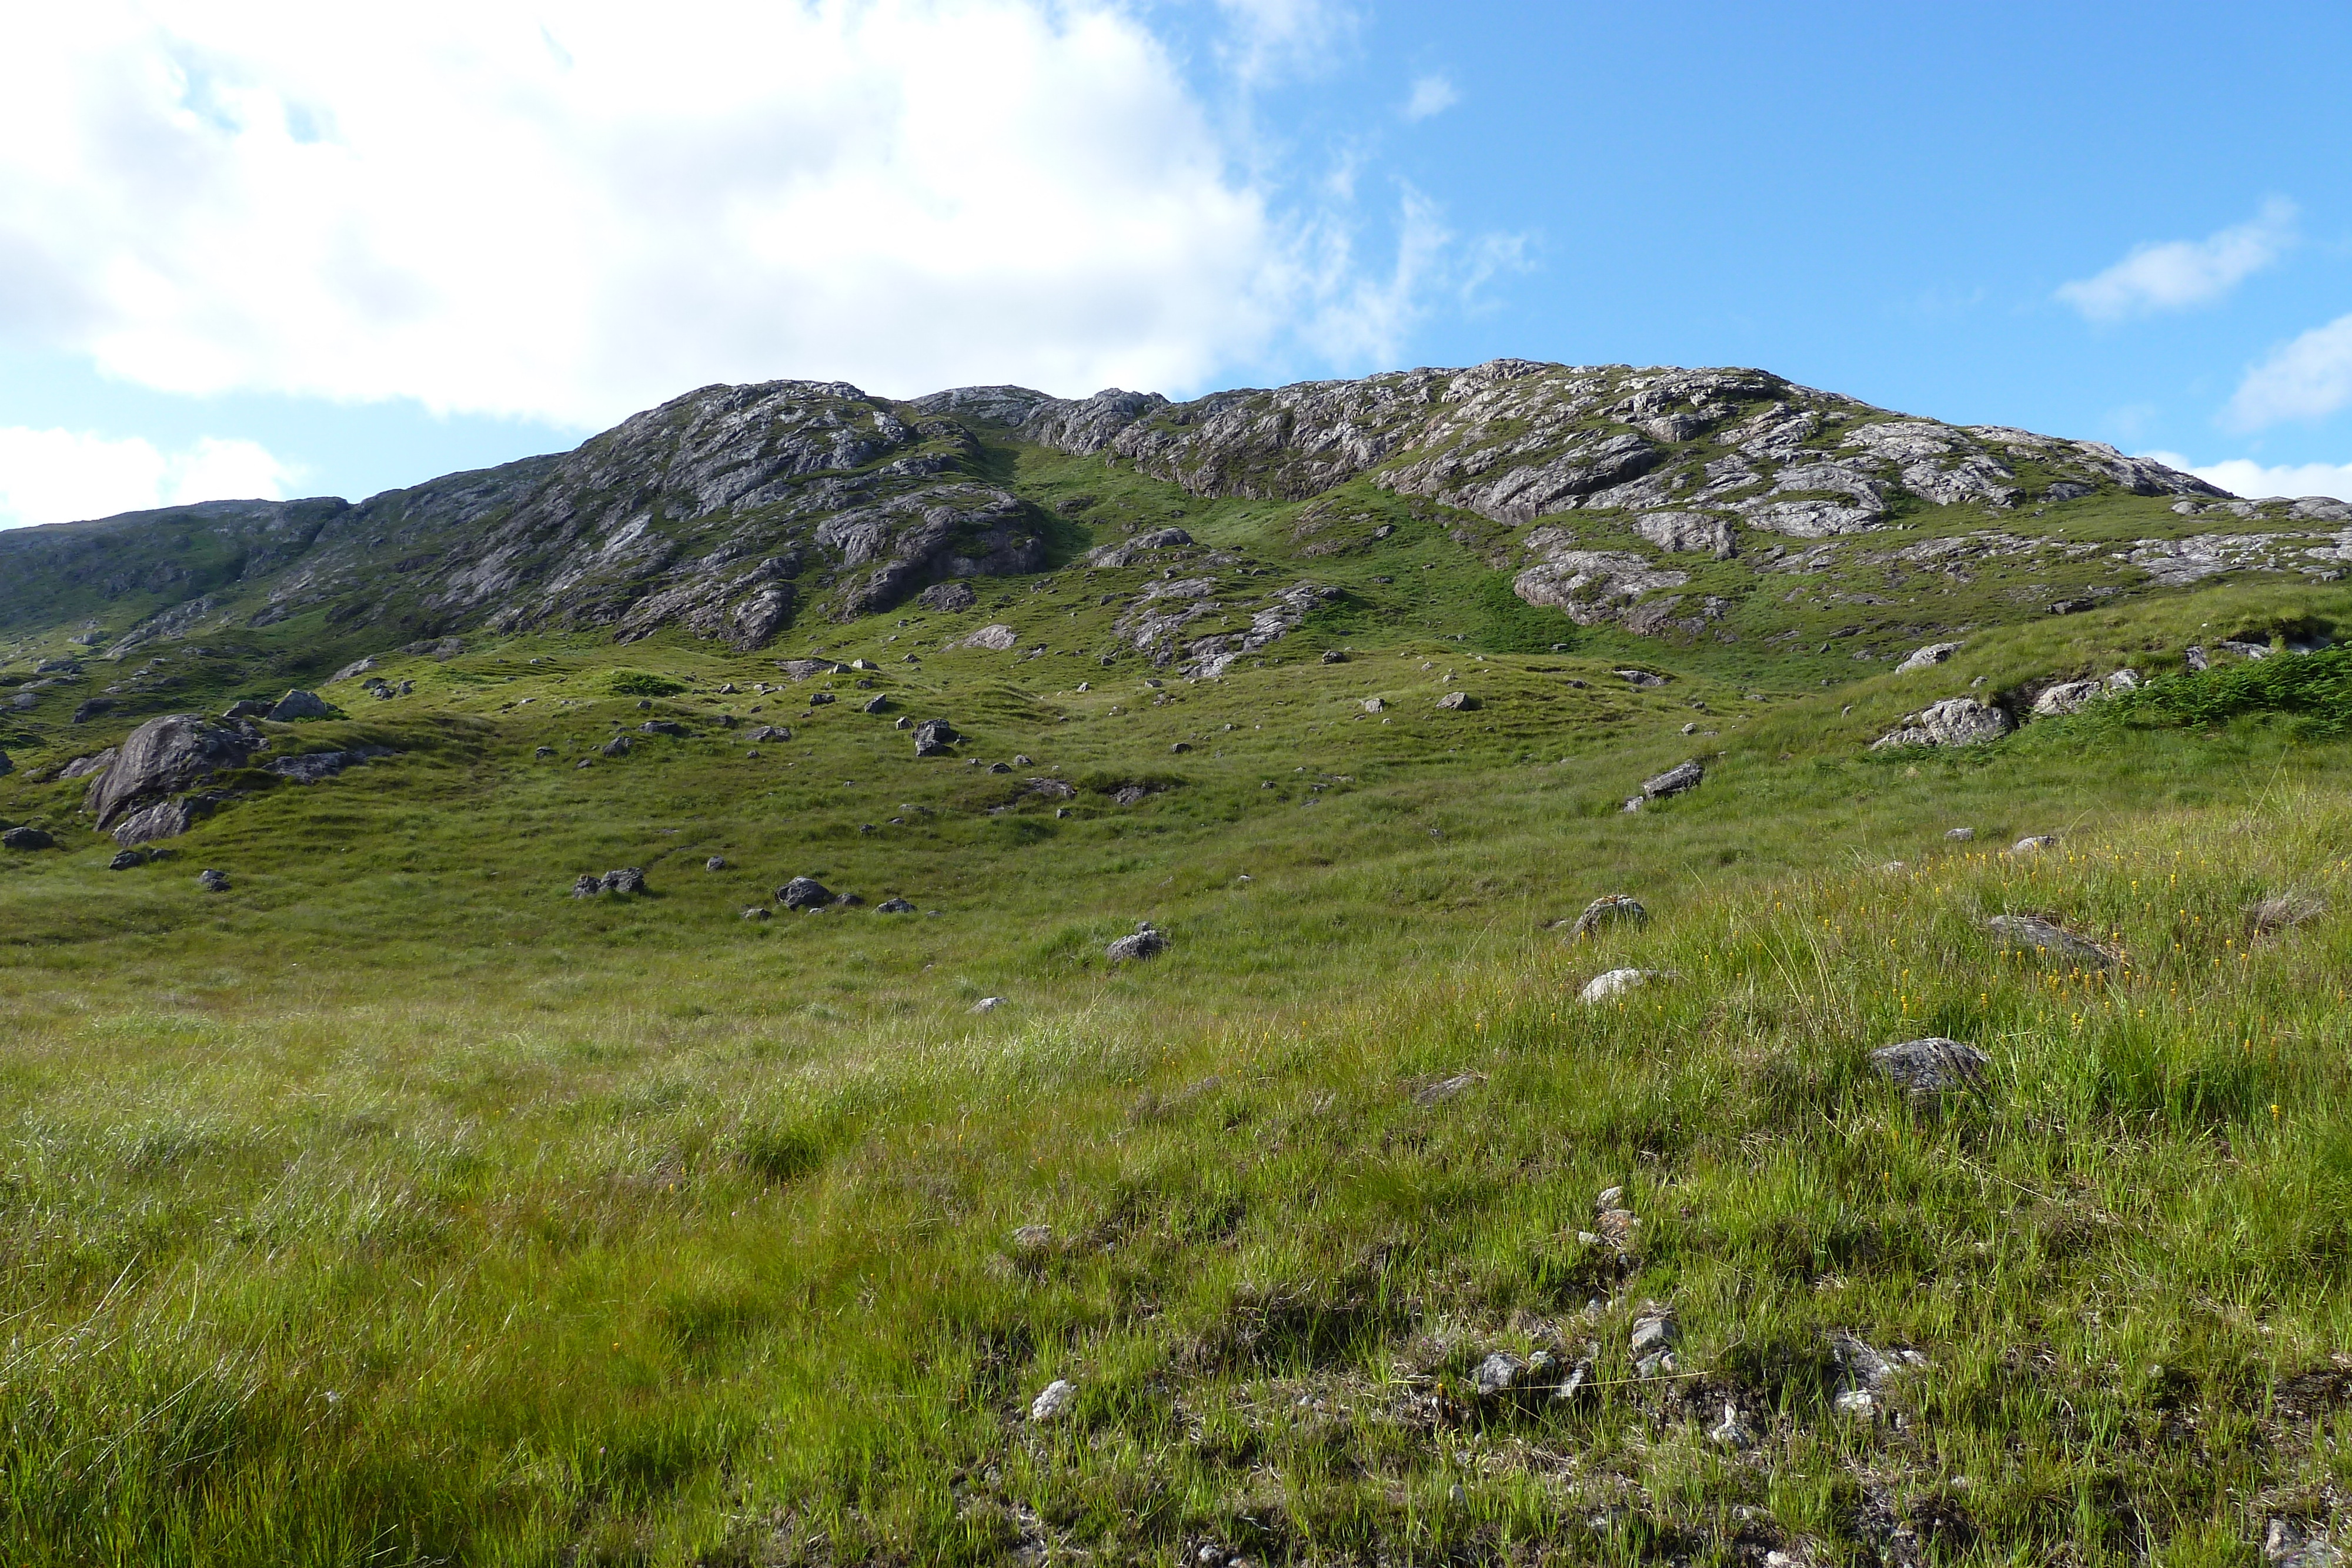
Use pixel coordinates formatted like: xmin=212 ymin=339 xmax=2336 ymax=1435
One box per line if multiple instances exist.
xmin=2 ymin=826 xmax=56 ymax=851
xmin=1870 ymin=697 xmax=2010 ymax=750
xmin=777 ymin=875 xmax=834 ymax=910
xmin=913 ymin=718 xmax=960 ymax=757
xmin=268 ymin=690 xmax=334 ymax=721
xmin=83 ymin=714 xmax=262 ymax=830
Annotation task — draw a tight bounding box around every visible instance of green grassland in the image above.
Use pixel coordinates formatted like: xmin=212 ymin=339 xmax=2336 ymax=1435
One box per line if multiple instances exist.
xmin=5 ymin=437 xmax=2352 ymax=1564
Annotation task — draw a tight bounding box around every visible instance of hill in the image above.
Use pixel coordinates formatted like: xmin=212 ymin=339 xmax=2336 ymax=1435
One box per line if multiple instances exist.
xmin=4 ymin=363 xmax=2352 ymax=1565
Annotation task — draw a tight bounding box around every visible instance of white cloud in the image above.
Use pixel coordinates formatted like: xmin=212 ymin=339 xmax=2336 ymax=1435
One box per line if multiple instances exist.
xmin=2056 ymin=198 xmax=2296 ymax=322
xmin=2224 ymin=313 xmax=2352 ymax=431
xmin=1211 ymin=0 xmax=1357 ymax=86
xmin=2140 ymin=449 xmax=2352 ymax=504
xmin=0 ymin=429 xmax=290 ymax=527
xmin=1403 ymin=74 xmax=1458 ymax=122
xmin=0 ymin=0 xmax=1454 ymax=432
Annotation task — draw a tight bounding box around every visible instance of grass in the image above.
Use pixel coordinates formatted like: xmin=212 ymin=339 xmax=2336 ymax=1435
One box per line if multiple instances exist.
xmin=6 ymin=432 xmax=2352 ymax=1562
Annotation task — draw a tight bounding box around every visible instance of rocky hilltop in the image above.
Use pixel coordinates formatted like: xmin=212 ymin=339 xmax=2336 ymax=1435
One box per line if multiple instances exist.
xmin=6 ymin=360 xmax=2350 ymax=666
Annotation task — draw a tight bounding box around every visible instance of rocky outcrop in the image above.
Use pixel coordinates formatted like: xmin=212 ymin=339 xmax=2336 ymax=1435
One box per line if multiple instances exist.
xmin=1512 ymin=531 xmax=1691 ymax=627
xmin=83 ymin=713 xmax=263 ymax=831
xmin=1870 ymin=698 xmax=2010 ymax=750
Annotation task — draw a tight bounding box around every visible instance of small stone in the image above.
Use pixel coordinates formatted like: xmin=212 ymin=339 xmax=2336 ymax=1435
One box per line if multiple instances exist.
xmin=1170 ymin=741 xmax=1190 ymax=753
xmin=1571 ymin=894 xmax=1648 ymax=937
xmin=576 ymin=758 xmax=594 ymax=770
xmin=571 ymin=874 xmax=603 ymax=898
xmin=1869 ymin=1037 xmax=1990 ymax=1095
xmin=196 ymin=868 xmax=230 ymax=892
xmin=807 ymin=693 xmax=834 ymax=707
xmin=1580 ymin=968 xmax=1659 ymax=1003
xmin=108 ymin=848 xmax=147 ymax=870
xmin=877 ymin=897 xmax=916 ymax=913
xmin=741 ymin=907 xmax=771 ymax=921
xmin=1895 ymin=640 xmax=1964 ymax=674
xmin=2186 ymin=645 xmax=2209 ymax=671
xmin=861 ymin=694 xmax=889 ymax=714
xmin=1642 ymin=760 xmax=1704 ymax=798
xmin=2031 ymin=679 xmax=2103 ymax=717
xmin=1946 ymin=827 xmax=1974 ymax=841
xmin=2265 ymin=1517 xmax=2339 ymax=1568
xmin=914 ymin=718 xmax=960 ymax=757
xmin=1013 ymin=754 xmax=1033 ymax=765
xmin=1 ymin=825 xmax=56 ymax=851
xmin=1361 ymin=697 xmax=1384 ymax=713
xmin=639 ymin=720 xmax=687 ymax=737
xmin=534 ymin=745 xmax=554 ymax=758
xmin=1871 ymin=696 xmax=2010 ymax=750
xmin=972 ymin=996 xmax=1005 ymax=1012
xmin=2009 ymin=834 xmax=2058 ymax=854
xmin=1708 ymin=1402 xmax=1752 ymax=1448
xmin=599 ymin=867 xmax=647 ymax=895
xmin=1629 ymin=1305 xmax=1678 ymax=1356
xmin=601 ymin=734 xmax=633 ymax=758
xmin=988 ymin=761 xmax=1012 ymax=773
xmin=1681 ymin=721 xmax=1698 ymax=734
xmin=1435 ymin=690 xmax=1479 ymax=710
xmin=1321 ymin=649 xmax=1348 ymax=664
xmin=1472 ymin=1351 xmax=1525 ymax=1397
xmin=1028 ymin=1379 xmax=1077 ymax=1422
xmin=706 ymin=856 xmax=727 ymax=871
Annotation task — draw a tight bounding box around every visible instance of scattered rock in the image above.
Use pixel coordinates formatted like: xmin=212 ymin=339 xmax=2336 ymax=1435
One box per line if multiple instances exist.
xmin=196 ymin=868 xmax=230 ymax=892
xmin=1707 ymin=1402 xmax=1752 ymax=1448
xmin=108 ymin=848 xmax=146 ymax=870
xmin=777 ymin=876 xmax=834 ymax=910
xmin=600 ymin=867 xmax=647 ymax=895
xmin=1629 ymin=1303 xmax=1678 ymax=1358
xmin=1895 ymin=640 xmax=1964 ymax=674
xmin=962 ymin=624 xmax=1020 ymax=651
xmin=639 ymin=719 xmax=688 ymax=737
xmin=1988 ymin=913 xmax=2117 ymax=967
xmin=1616 ymin=668 xmax=1667 ymax=687
xmin=741 ymin=906 xmax=771 ymax=921
xmin=1435 ymin=690 xmax=1479 ymax=711
xmin=1473 ymin=1352 xmax=1525 ymax=1398
xmin=2 ymin=826 xmax=56 ymax=850
xmin=2030 ymin=679 xmax=2103 ymax=717
xmin=2105 ymin=668 xmax=2141 ymax=691
xmin=1106 ymin=922 xmax=1168 ymax=962
xmin=2265 ymin=1517 xmax=2339 ymax=1568
xmin=1642 ymin=759 xmax=1704 ymax=798
xmin=914 ymin=718 xmax=960 ymax=757
xmin=601 ymin=734 xmax=633 ymax=758
xmin=972 ymin=996 xmax=1005 ymax=1012
xmin=572 ymin=874 xmax=604 ymax=898
xmin=2009 ymin=834 xmax=2058 ymax=854
xmin=111 ymin=799 xmax=206 ymax=847
xmin=1572 ymin=894 xmax=1648 ymax=937
xmin=264 ymin=746 xmax=395 ymax=783
xmin=2186 ymin=645 xmax=2209 ymax=671
xmin=1871 ymin=697 xmax=2010 ymax=750
xmin=916 ymin=581 xmax=978 ymax=612
xmin=988 ymin=761 xmax=1013 ymax=773
xmin=0 ymin=751 xmax=10 ymax=777
xmin=71 ymin=698 xmax=115 ymax=724
xmin=2049 ymin=597 xmax=2096 ymax=616
xmin=268 ymin=690 xmax=333 ymax=722
xmin=749 ymin=725 xmax=793 ymax=743
xmin=1946 ymin=827 xmax=1975 ymax=841
xmin=1320 ymin=649 xmax=1349 ymax=664
xmin=1414 ymin=1072 xmax=1487 ymax=1105
xmin=1869 ymin=1037 xmax=1990 ymax=1095
xmin=878 ymin=897 xmax=916 ymax=913
xmin=330 ymin=657 xmax=379 ymax=683
xmin=807 ymin=693 xmax=834 ymax=707
xmin=534 ymin=745 xmax=554 ymax=758
xmin=1581 ymin=968 xmax=1663 ymax=1003
xmin=706 ymin=856 xmax=727 ymax=871
xmin=1361 ymin=697 xmax=1384 ymax=713
xmin=1029 ymin=778 xmax=1077 ymax=800
xmin=1029 ymin=1379 xmax=1077 ymax=1422
xmin=1169 ymin=741 xmax=1191 ymax=753
xmin=2250 ymin=891 xmax=2327 ymax=934
xmin=860 ymin=694 xmax=890 ymax=714
xmin=2219 ymin=637 xmax=2273 ymax=661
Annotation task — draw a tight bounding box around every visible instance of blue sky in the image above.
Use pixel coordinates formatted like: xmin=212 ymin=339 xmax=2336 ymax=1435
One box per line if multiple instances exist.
xmin=2 ymin=0 xmax=2348 ymax=526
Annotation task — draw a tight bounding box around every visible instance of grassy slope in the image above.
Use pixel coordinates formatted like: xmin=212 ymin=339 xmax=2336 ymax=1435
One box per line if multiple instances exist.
xmin=3 ymin=442 xmax=2352 ymax=1563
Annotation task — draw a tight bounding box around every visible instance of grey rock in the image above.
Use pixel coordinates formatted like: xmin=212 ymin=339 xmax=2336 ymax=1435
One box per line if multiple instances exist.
xmin=1946 ymin=827 xmax=1975 ymax=841
xmin=962 ymin=624 xmax=1019 ymax=651
xmin=860 ymin=694 xmax=890 ymax=714
xmin=534 ymin=745 xmax=554 ymax=758
xmin=1435 ymin=690 xmax=1479 ymax=711
xmin=2186 ymin=644 xmax=2209 ymax=671
xmin=2105 ymin=668 xmax=2141 ymax=691
xmin=1472 ymin=1352 xmax=1526 ymax=1398
xmin=1629 ymin=1305 xmax=1678 ymax=1356
xmin=1319 ymin=648 xmax=1349 ymax=664
xmin=1707 ymin=1402 xmax=1752 ymax=1448
xmin=877 ymin=897 xmax=916 ymax=913
xmin=1511 ymin=537 xmax=1691 ymax=629
xmin=1631 ymin=510 xmax=1738 ymax=557
xmin=111 ymin=798 xmax=205 ymax=847
xmin=2009 ymin=834 xmax=2058 ymax=854
xmin=915 ymin=581 xmax=977 ymax=613
xmin=1616 ymin=668 xmax=1667 ymax=687
xmin=572 ymin=874 xmax=603 ymax=898
xmin=639 ymin=720 xmax=688 ymax=737
xmin=1 ymin=825 xmax=56 ymax=850
xmin=57 ymin=750 xmax=115 ymax=781
xmin=749 ymin=725 xmax=793 ymax=743
xmin=601 ymin=734 xmax=633 ymax=757
xmin=221 ymin=700 xmax=273 ymax=719
xmin=71 ymin=698 xmax=115 ymax=724
xmin=2250 ymin=891 xmax=2326 ymax=934
xmin=972 ymin=996 xmax=1006 ymax=1012
xmin=0 ymin=751 xmax=11 ymax=777
xmin=600 ymin=867 xmax=647 ymax=895
xmin=1360 ymin=696 xmax=1384 ymax=713
xmin=2265 ymin=1517 xmax=2340 ymax=1567
xmin=1572 ymin=894 xmax=1648 ymax=937
xmin=1895 ymin=640 xmax=1963 ymax=674
xmin=1414 ymin=1072 xmax=1487 ymax=1105
xmin=776 ymin=659 xmax=843 ymax=680
xmin=1988 ymin=913 xmax=2116 ymax=967
xmin=913 ymin=718 xmax=960 ymax=757
xmin=988 ymin=760 xmax=1013 ymax=773
xmin=1869 ymin=1037 xmax=1990 ymax=1095
xmin=1107 ymin=922 xmax=1168 ymax=962
xmin=265 ymin=745 xmax=394 ymax=784
xmin=1642 ymin=759 xmax=1704 ymax=798
xmin=330 ymin=657 xmax=379 ymax=683
xmin=777 ymin=875 xmax=833 ymax=910
xmin=7 ymin=693 xmax=36 ymax=711
xmin=268 ymin=689 xmax=333 ymax=722
xmin=84 ymin=714 xmax=262 ymax=830
xmin=196 ymin=868 xmax=230 ymax=892
xmin=2219 ymin=637 xmax=2273 ymax=660
xmin=2031 ymin=679 xmax=2103 ymax=717
xmin=741 ymin=906 xmax=771 ymax=920
xmin=1870 ymin=697 xmax=2010 ymax=750
xmin=807 ymin=692 xmax=835 ymax=707
xmin=108 ymin=848 xmax=147 ymax=870
xmin=706 ymin=855 xmax=727 ymax=871
xmin=1029 ymin=1379 xmax=1077 ymax=1422
xmin=1080 ymin=526 xmax=1192 ymax=569
xmin=1581 ymin=967 xmax=1661 ymax=1003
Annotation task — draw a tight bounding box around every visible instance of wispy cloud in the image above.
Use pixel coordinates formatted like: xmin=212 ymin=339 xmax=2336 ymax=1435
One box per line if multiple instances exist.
xmin=0 ymin=428 xmax=290 ymax=527
xmin=2224 ymin=312 xmax=2352 ymax=430
xmin=2141 ymin=449 xmax=2352 ymax=503
xmin=2056 ymin=198 xmax=2296 ymax=322
xmin=1210 ymin=0 xmax=1357 ymax=87
xmin=1402 ymin=73 xmax=1456 ymax=122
